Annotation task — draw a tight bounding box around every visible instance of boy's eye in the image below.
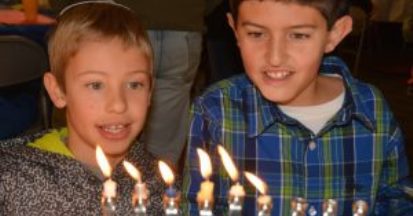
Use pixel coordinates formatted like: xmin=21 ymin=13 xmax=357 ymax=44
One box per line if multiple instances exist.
xmin=127 ymin=81 xmax=144 ymax=90
xmin=86 ymin=82 xmax=103 ymax=90
xmin=290 ymin=33 xmax=310 ymax=40
xmin=247 ymin=31 xmax=263 ymax=38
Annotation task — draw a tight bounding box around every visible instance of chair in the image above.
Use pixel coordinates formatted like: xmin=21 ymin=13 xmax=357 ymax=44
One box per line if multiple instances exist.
xmin=0 ymin=35 xmax=50 ymax=133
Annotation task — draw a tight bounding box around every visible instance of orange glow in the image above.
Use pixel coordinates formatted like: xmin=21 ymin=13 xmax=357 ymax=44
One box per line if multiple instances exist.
xmin=96 ymin=145 xmax=112 ymax=178
xmin=123 ymin=160 xmax=142 ymax=183
xmin=244 ymin=172 xmax=268 ymax=194
xmin=197 ymin=148 xmax=212 ymax=179
xmin=217 ymin=145 xmax=239 ymax=181
xmin=159 ymin=161 xmax=175 ymax=185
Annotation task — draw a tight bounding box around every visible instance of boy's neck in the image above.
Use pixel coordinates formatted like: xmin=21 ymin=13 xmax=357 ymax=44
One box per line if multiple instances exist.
xmin=283 ymin=75 xmax=344 ymax=107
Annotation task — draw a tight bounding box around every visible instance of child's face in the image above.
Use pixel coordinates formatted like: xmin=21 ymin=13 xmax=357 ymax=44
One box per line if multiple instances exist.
xmin=46 ymin=38 xmax=151 ymax=165
xmin=229 ymin=1 xmax=350 ymax=106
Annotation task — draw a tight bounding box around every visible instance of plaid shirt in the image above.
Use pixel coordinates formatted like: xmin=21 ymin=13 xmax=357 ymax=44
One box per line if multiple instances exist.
xmin=182 ymin=56 xmax=413 ymax=215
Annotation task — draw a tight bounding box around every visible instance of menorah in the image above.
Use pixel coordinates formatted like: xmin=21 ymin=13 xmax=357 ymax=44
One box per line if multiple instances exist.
xmin=96 ymin=145 xmax=369 ymax=216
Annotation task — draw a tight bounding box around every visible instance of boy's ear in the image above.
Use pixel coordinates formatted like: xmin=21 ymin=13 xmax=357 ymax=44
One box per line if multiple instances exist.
xmin=226 ymin=13 xmax=238 ymax=40
xmin=43 ymin=72 xmax=67 ymax=108
xmin=325 ymin=15 xmax=353 ymax=53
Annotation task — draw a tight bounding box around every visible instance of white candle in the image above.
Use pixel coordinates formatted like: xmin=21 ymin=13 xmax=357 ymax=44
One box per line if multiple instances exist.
xmin=229 ymin=182 xmax=246 ymax=198
xmin=197 ymin=180 xmax=214 ymax=203
xmin=244 ymin=172 xmax=272 ymax=215
xmin=123 ymin=160 xmax=148 ymax=200
xmin=134 ymin=183 xmax=149 ymax=200
xmin=196 ymin=148 xmax=215 ymax=204
xmin=257 ymin=195 xmax=271 ymax=206
xmin=103 ymin=178 xmax=117 ymax=198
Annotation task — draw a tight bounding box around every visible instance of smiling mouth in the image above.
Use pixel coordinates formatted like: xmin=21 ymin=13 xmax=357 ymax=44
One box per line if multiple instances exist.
xmin=264 ymin=70 xmax=293 ymax=80
xmin=101 ymin=124 xmax=127 ymax=133
xmin=98 ymin=123 xmax=132 ymax=140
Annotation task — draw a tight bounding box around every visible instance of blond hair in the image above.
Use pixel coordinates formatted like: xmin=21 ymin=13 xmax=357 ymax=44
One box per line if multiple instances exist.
xmin=48 ymin=2 xmax=153 ymax=90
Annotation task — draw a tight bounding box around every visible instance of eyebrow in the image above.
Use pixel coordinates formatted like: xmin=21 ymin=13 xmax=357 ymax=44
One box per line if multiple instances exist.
xmin=77 ymin=69 xmax=150 ymax=77
xmin=241 ymin=21 xmax=318 ymax=30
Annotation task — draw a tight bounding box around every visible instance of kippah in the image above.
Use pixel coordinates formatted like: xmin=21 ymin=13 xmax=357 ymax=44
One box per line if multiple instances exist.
xmin=59 ymin=0 xmax=130 ymax=16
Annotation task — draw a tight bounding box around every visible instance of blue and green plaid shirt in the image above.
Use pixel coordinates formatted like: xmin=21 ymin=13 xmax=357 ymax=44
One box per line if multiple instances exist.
xmin=182 ymin=56 xmax=413 ymax=215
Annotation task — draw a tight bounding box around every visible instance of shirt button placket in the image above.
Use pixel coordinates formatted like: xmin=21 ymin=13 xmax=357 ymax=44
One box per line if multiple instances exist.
xmin=308 ymin=140 xmax=317 ymax=151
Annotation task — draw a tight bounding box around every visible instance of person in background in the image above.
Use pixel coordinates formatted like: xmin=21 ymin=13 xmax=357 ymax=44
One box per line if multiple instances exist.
xmin=0 ymin=2 xmax=165 ymax=214
xmin=49 ymin=0 xmax=222 ymax=168
xmin=205 ymin=0 xmax=244 ymax=84
xmin=182 ymin=0 xmax=413 ymax=215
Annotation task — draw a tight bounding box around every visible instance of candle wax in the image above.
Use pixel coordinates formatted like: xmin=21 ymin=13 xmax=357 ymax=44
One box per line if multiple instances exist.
xmin=197 ymin=180 xmax=214 ymax=203
xmin=104 ymin=179 xmax=117 ymax=198
xmin=229 ymin=183 xmax=245 ymax=197
xmin=257 ymin=195 xmax=271 ymax=206
xmin=134 ymin=183 xmax=148 ymax=200
xmin=166 ymin=186 xmax=177 ymax=197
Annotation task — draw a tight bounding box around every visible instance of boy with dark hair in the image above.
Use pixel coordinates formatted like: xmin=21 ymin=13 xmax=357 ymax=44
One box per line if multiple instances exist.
xmin=183 ymin=0 xmax=413 ymax=215
xmin=0 ymin=2 xmax=165 ymax=215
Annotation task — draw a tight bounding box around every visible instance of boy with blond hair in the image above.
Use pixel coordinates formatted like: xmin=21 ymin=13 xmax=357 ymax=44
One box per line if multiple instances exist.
xmin=183 ymin=0 xmax=413 ymax=215
xmin=0 ymin=1 xmax=165 ymax=215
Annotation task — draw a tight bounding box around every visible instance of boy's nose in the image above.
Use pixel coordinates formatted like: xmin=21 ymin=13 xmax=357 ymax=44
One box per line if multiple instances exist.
xmin=267 ymin=37 xmax=287 ymax=66
xmin=107 ymin=89 xmax=127 ymax=113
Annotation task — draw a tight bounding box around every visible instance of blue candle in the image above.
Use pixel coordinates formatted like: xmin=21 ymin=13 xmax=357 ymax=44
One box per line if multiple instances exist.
xmin=166 ymin=186 xmax=177 ymax=197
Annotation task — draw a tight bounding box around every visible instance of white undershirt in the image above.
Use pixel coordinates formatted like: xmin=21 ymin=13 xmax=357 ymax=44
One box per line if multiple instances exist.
xmin=278 ymin=90 xmax=345 ymax=134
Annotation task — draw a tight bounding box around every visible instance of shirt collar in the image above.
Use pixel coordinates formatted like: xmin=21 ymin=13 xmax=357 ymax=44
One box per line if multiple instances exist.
xmin=244 ymin=56 xmax=375 ymax=138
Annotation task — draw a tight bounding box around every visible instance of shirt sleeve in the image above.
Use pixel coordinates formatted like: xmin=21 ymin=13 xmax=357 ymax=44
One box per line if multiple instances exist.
xmin=374 ymin=123 xmax=413 ymax=215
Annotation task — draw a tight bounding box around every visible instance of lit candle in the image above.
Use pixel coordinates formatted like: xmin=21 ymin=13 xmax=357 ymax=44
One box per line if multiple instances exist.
xmin=159 ymin=161 xmax=181 ymax=216
xmin=96 ymin=146 xmax=116 ymax=215
xmin=123 ymin=160 xmax=149 ymax=215
xmin=322 ymin=199 xmax=337 ymax=216
xmin=196 ymin=148 xmax=214 ymax=216
xmin=352 ymin=200 xmax=368 ymax=216
xmin=290 ymin=197 xmax=308 ymax=216
xmin=217 ymin=145 xmax=245 ymax=216
xmin=244 ymin=172 xmax=272 ymax=216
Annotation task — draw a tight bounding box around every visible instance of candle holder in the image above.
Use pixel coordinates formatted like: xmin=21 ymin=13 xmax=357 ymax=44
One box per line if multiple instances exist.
xmin=228 ymin=193 xmax=244 ymax=216
xmin=132 ymin=183 xmax=149 ymax=216
xmin=198 ymin=200 xmax=214 ymax=216
xmin=291 ymin=197 xmax=308 ymax=216
xmin=322 ymin=199 xmax=337 ymax=216
xmin=257 ymin=194 xmax=272 ymax=216
xmin=102 ymin=195 xmax=116 ymax=216
xmin=352 ymin=200 xmax=368 ymax=216
xmin=163 ymin=187 xmax=181 ymax=216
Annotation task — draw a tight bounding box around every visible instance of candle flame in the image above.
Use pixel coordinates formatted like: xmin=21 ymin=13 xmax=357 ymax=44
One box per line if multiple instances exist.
xmin=217 ymin=145 xmax=239 ymax=181
xmin=96 ymin=145 xmax=112 ymax=178
xmin=123 ymin=160 xmax=142 ymax=183
xmin=158 ymin=161 xmax=175 ymax=185
xmin=244 ymin=172 xmax=268 ymax=194
xmin=197 ymin=148 xmax=212 ymax=179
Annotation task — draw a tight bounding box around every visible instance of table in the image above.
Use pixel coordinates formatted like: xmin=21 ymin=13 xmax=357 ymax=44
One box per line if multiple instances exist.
xmin=0 ymin=9 xmax=55 ymax=47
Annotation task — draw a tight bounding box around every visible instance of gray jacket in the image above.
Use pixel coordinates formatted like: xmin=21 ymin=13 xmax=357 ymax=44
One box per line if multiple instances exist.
xmin=0 ymin=131 xmax=166 ymax=215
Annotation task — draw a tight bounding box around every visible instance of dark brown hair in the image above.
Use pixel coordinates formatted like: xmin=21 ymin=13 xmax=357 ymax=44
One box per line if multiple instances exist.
xmin=229 ymin=0 xmax=349 ymax=29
